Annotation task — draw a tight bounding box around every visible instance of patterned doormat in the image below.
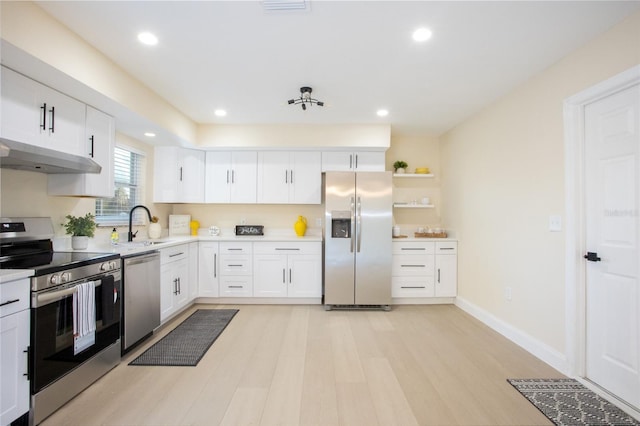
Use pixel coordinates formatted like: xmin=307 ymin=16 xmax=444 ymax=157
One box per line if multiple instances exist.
xmin=129 ymin=309 xmax=238 ymax=367
xmin=508 ymin=378 xmax=639 ymax=426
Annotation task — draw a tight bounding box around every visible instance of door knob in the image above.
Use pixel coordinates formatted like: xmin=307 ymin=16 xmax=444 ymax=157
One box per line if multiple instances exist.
xmin=584 ymin=252 xmax=601 ymax=262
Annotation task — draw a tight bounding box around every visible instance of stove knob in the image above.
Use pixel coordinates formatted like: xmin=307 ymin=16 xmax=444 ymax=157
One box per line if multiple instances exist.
xmin=100 ymin=262 xmax=110 ymax=271
xmin=60 ymin=272 xmax=71 ymax=283
xmin=50 ymin=274 xmax=61 ymax=285
xmin=111 ymin=261 xmax=118 ymax=270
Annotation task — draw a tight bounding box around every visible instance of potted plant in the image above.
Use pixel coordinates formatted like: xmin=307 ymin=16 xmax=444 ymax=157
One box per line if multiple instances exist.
xmin=148 ymin=216 xmax=161 ymax=239
xmin=63 ymin=213 xmax=96 ymax=250
xmin=393 ymin=160 xmax=408 ymax=174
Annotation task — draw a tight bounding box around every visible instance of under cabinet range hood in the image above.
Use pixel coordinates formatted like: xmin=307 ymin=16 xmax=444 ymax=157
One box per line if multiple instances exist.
xmin=0 ymin=139 xmax=101 ymax=174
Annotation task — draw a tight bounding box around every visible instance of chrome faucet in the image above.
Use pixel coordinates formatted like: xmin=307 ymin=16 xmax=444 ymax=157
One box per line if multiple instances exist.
xmin=128 ymin=205 xmax=153 ymax=242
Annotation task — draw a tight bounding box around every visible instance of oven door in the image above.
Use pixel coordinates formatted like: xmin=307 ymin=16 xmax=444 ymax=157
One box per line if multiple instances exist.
xmin=30 ymin=271 xmax=121 ymax=394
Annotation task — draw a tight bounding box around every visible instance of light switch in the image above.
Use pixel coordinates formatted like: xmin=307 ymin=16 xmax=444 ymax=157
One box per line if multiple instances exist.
xmin=549 ymin=215 xmax=562 ymax=232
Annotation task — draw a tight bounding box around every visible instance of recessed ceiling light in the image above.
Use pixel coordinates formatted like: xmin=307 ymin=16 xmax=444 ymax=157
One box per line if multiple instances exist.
xmin=214 ymin=109 xmax=227 ymax=117
xmin=377 ymin=109 xmax=389 ymax=117
xmin=137 ymin=32 xmax=158 ymax=46
xmin=412 ymin=27 xmax=432 ymax=42
xmin=144 ymin=132 xmax=156 ymax=137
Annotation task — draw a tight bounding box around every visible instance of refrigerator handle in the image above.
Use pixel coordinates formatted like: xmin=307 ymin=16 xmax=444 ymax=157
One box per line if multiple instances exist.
xmin=356 ymin=196 xmax=362 ymax=252
xmin=350 ymin=196 xmax=355 ymax=253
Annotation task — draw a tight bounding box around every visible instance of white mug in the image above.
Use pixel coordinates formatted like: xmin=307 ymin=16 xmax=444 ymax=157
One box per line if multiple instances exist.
xmin=421 ymin=197 xmax=430 ymax=205
xmin=393 ymin=226 xmax=400 ymax=237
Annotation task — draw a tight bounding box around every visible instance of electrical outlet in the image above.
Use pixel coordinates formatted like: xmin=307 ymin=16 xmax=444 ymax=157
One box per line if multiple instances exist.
xmin=240 ymin=218 xmax=246 ymax=225
xmin=315 ymin=218 xmax=322 ymax=227
xmin=505 ymin=286 xmax=512 ymax=301
xmin=549 ymin=215 xmax=562 ymax=232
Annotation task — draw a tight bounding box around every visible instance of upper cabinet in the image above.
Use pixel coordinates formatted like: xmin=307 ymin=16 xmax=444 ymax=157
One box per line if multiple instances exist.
xmin=257 ymin=151 xmax=321 ymax=204
xmin=48 ymin=106 xmax=115 ymax=197
xmin=153 ymin=146 xmax=205 ymax=203
xmin=1 ymin=67 xmax=85 ymax=156
xmin=205 ymin=151 xmax=257 ymax=204
xmin=321 ymin=151 xmax=385 ymax=172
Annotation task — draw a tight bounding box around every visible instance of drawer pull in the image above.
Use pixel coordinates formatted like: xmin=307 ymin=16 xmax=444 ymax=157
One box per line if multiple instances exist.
xmin=228 ymin=264 xmax=243 ymax=267
xmin=228 ymin=285 xmax=243 ymax=288
xmin=401 ymin=286 xmax=425 ymax=289
xmin=0 ymin=298 xmax=20 ymax=307
xmin=275 ymin=248 xmax=300 ymax=251
xmin=439 ymin=247 xmax=455 ymax=251
xmin=401 ymin=248 xmax=425 ymax=251
xmin=228 ymin=248 xmax=243 ymax=251
xmin=169 ymin=252 xmax=185 ymax=258
xmin=400 ymin=264 xmax=425 ymax=267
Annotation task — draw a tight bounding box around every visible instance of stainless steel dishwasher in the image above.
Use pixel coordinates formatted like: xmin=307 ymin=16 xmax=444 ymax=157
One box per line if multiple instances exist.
xmin=122 ymin=251 xmax=161 ymax=353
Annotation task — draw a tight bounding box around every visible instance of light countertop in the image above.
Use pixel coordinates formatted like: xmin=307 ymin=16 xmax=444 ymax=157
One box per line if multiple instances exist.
xmin=0 ymin=269 xmax=34 ymax=284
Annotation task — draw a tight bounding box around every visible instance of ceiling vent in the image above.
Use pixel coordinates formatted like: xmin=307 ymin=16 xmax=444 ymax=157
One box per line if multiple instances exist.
xmin=262 ymin=0 xmax=307 ymax=11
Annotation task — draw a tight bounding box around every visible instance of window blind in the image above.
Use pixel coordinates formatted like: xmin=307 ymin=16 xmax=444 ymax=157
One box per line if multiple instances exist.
xmin=95 ymin=146 xmax=146 ymax=225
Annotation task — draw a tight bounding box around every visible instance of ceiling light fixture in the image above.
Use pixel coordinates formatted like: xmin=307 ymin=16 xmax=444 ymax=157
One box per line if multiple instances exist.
xmin=214 ymin=109 xmax=227 ymax=117
xmin=377 ymin=109 xmax=389 ymax=117
xmin=144 ymin=132 xmax=156 ymax=137
xmin=137 ymin=32 xmax=158 ymax=46
xmin=412 ymin=27 xmax=432 ymax=42
xmin=288 ymin=86 xmax=324 ymax=111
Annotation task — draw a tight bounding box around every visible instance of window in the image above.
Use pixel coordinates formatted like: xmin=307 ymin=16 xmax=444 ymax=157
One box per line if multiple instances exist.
xmin=95 ymin=146 xmax=146 ymax=225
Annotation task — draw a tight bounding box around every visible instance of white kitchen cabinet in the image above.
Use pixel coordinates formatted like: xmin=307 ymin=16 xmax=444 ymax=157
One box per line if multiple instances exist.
xmin=392 ymin=240 xmax=457 ymax=300
xmin=257 ymin=151 xmax=321 ymax=204
xmin=219 ymin=242 xmax=253 ymax=297
xmin=321 ymin=151 xmax=385 ymax=172
xmin=205 ymin=151 xmax=257 ymax=203
xmin=153 ymin=147 xmax=205 ymax=203
xmin=435 ymin=242 xmax=457 ymax=297
xmin=160 ymin=245 xmax=190 ymax=322
xmin=47 ymin=106 xmax=115 ymax=197
xmin=188 ymin=242 xmax=199 ymax=301
xmin=1 ymin=66 xmax=85 ymax=156
xmin=253 ymin=242 xmax=321 ymax=298
xmin=0 ymin=277 xmax=30 ymax=426
xmin=198 ymin=242 xmax=219 ymax=297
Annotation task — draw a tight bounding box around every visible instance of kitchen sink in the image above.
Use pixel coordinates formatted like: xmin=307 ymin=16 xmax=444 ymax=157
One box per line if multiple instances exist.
xmin=118 ymin=239 xmax=174 ymax=249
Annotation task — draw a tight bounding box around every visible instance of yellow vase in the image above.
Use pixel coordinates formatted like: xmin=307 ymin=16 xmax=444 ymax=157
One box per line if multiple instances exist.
xmin=294 ymin=216 xmax=307 ymax=237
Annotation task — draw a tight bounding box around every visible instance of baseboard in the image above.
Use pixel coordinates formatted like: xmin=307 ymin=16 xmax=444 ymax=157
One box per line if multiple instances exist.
xmin=455 ymin=297 xmax=570 ymax=375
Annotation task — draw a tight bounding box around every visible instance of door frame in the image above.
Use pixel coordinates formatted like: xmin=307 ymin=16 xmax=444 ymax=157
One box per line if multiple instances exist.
xmin=564 ymin=64 xmax=640 ymax=408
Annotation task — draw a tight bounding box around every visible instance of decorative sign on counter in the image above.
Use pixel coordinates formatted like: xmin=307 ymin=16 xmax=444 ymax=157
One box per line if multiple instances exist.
xmin=235 ymin=225 xmax=264 ymax=236
xmin=169 ymin=215 xmax=191 ymax=236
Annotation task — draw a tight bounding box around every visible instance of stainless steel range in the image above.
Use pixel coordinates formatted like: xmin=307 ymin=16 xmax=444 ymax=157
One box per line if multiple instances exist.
xmin=0 ymin=217 xmax=121 ymax=425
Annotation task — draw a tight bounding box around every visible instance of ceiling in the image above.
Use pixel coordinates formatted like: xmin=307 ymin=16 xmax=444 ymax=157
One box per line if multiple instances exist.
xmin=35 ymin=1 xmax=640 ymax=137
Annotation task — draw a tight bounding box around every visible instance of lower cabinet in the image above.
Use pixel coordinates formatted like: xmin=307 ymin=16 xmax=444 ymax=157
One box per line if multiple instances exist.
xmin=219 ymin=242 xmax=253 ymax=297
xmin=160 ymin=244 xmax=190 ymax=322
xmin=253 ymin=242 xmax=322 ymax=298
xmin=0 ymin=278 xmax=30 ymax=426
xmin=198 ymin=241 xmax=219 ymax=297
xmin=392 ymin=241 xmax=457 ymax=300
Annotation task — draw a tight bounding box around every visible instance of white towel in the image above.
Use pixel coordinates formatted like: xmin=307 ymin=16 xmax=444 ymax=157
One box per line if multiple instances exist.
xmin=73 ymin=281 xmax=96 ymax=354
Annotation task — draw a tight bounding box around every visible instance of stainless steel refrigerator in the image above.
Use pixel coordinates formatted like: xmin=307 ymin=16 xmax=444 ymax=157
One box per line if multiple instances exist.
xmin=324 ymin=171 xmax=392 ymax=309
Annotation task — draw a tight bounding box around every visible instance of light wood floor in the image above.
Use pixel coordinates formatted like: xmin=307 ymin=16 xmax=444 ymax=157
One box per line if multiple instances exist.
xmin=41 ymin=304 xmax=563 ymax=426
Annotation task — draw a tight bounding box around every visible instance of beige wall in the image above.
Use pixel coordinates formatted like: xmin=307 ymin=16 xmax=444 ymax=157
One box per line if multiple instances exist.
xmin=440 ymin=10 xmax=640 ymax=355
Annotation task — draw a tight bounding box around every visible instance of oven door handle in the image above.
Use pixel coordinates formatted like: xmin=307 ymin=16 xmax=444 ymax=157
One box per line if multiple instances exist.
xmin=35 ymin=286 xmax=78 ymax=306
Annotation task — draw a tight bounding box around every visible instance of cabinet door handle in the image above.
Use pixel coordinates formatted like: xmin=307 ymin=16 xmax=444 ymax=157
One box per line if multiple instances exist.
xmin=349 ymin=154 xmax=353 ymax=169
xmin=214 ymin=253 xmax=217 ymax=278
xmin=290 ymin=170 xmax=293 ymax=184
xmin=285 ymin=170 xmax=288 ymax=184
xmin=437 ymin=269 xmax=441 ymax=283
xmin=355 ymin=154 xmax=358 ymax=169
xmin=226 ymin=170 xmax=230 ymax=184
xmin=289 ymin=268 xmax=292 ymax=283
xmin=41 ymin=103 xmax=47 ymax=130
xmin=232 ymin=170 xmax=235 ymax=183
xmin=49 ymin=106 xmax=55 ymax=133
xmin=24 ymin=347 xmax=31 ymax=380
xmin=179 ymin=167 xmax=183 ymax=181
xmin=282 ymin=268 xmax=286 ymax=283
xmin=89 ymin=135 xmax=95 ymax=157
xmin=173 ymin=278 xmax=178 ymax=294
xmin=178 ymin=277 xmax=181 ymax=294
xmin=0 ymin=298 xmax=20 ymax=307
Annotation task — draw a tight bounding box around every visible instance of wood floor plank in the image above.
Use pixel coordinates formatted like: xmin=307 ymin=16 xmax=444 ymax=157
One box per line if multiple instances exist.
xmin=329 ymin=313 xmax=366 ymax=383
xmin=220 ymin=387 xmax=269 ymax=426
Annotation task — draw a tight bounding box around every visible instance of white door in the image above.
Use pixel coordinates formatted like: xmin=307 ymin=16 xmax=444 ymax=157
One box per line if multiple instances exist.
xmin=585 ymin=82 xmax=640 ymax=409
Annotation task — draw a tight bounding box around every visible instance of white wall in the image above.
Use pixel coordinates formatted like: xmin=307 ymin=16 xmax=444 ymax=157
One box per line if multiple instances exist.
xmin=440 ymin=10 xmax=640 ymax=363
